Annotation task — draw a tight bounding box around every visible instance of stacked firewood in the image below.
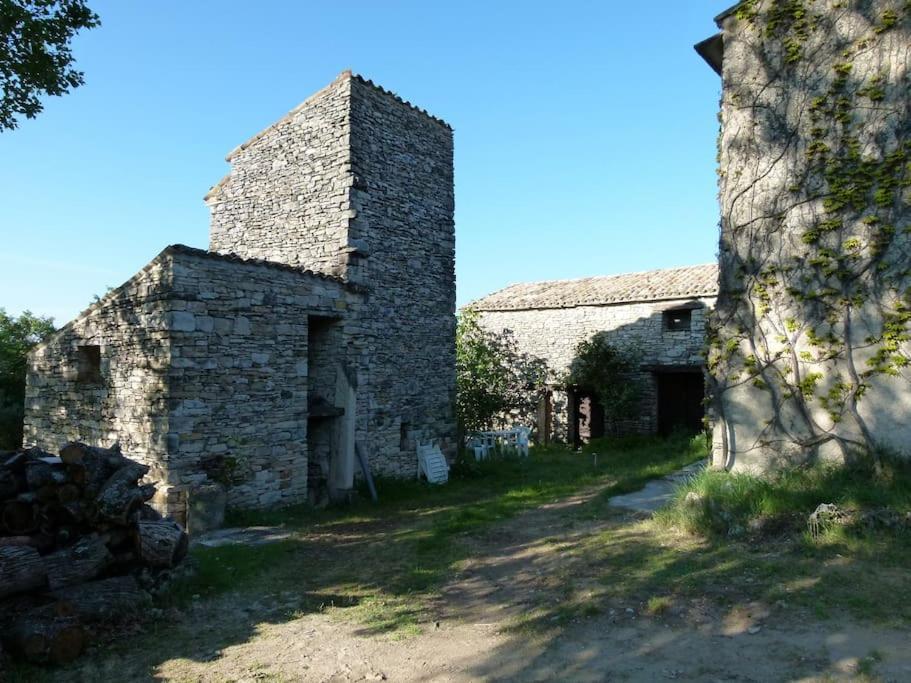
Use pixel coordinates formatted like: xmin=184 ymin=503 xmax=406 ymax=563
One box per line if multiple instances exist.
xmin=0 ymin=442 xmax=188 ymax=664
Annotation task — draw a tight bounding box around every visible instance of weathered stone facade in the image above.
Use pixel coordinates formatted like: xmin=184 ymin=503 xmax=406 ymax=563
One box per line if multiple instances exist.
xmin=24 ymin=72 xmax=456 ymax=516
xmin=471 ymin=265 xmax=718 ymax=442
xmin=698 ymin=1 xmax=911 ymax=471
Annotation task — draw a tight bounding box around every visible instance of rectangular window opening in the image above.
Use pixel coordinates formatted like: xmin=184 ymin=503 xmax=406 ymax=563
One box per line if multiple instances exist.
xmin=663 ymin=309 xmax=692 ymax=332
xmin=76 ymin=345 xmax=102 ymax=383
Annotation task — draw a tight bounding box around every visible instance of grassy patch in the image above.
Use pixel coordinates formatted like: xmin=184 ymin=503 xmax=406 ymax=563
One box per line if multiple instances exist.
xmin=655 ymin=454 xmax=911 ymax=538
xmin=168 ymin=435 xmax=706 ymax=617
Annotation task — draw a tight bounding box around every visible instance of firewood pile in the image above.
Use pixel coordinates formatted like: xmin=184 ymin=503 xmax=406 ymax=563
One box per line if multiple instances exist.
xmin=0 ymin=442 xmax=188 ymax=665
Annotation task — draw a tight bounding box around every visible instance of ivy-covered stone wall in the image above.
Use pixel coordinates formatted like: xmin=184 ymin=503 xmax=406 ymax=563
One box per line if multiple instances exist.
xmin=710 ymin=0 xmax=911 ymax=470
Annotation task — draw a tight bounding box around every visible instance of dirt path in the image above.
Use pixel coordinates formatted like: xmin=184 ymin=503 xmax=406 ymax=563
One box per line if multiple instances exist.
xmin=53 ymin=485 xmax=911 ymax=682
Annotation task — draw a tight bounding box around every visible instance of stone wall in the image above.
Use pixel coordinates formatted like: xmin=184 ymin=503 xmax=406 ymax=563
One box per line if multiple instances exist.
xmin=477 ymin=298 xmax=714 ymax=438
xmin=709 ymin=0 xmax=911 ymax=471
xmin=24 ymin=258 xmax=172 ymax=470
xmin=26 ymin=71 xmax=458 ymax=515
xmin=205 ymin=72 xmax=457 ymax=478
xmin=25 ymin=245 xmax=362 ymax=513
xmin=161 ymin=247 xmax=360 ymax=509
xmin=207 ymin=74 xmax=352 ymax=276
xmin=348 ymin=76 xmax=457 ymax=473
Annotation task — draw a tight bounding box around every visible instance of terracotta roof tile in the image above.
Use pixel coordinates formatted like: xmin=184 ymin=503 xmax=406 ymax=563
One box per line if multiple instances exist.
xmin=470 ymin=264 xmax=719 ymax=311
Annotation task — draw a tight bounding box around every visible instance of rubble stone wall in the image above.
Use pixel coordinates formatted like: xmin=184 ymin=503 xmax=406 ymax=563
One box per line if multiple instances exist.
xmin=207 ymin=74 xmax=352 ymax=277
xmin=477 ymin=298 xmax=714 ymax=438
xmin=162 ymin=248 xmax=360 ymax=509
xmin=24 ymin=257 xmax=173 ymax=471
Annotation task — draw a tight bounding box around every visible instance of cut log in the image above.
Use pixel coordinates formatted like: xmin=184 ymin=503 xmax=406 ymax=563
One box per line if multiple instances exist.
xmin=135 ymin=519 xmax=188 ymax=569
xmin=95 ymin=462 xmax=150 ymax=524
xmin=2 ymin=499 xmax=36 ymax=535
xmin=2 ymin=451 xmax=27 ymax=473
xmin=56 ymin=483 xmax=81 ymax=504
xmin=50 ymin=576 xmax=150 ymax=623
xmin=137 ymin=503 xmax=163 ymax=521
xmin=24 ymin=459 xmax=66 ymax=491
xmin=0 ymin=467 xmax=19 ymax=500
xmin=43 ymin=535 xmax=112 ymax=590
xmin=59 ymin=441 xmax=123 ymax=467
xmin=60 ymin=442 xmax=127 ymax=497
xmin=0 ymin=546 xmax=47 ymax=599
xmin=3 ymin=614 xmax=85 ymax=664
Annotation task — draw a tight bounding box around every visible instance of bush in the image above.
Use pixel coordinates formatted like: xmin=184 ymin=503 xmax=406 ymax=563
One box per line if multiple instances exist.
xmin=455 ymin=308 xmax=547 ymax=433
xmin=0 ymin=309 xmax=55 ymax=449
xmin=565 ymin=332 xmax=642 ymax=432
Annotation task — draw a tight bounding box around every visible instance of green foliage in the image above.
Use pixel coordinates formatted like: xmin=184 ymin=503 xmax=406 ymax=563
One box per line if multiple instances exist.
xmin=0 ymin=0 xmax=100 ymax=131
xmin=0 ymin=308 xmax=55 ymax=448
xmin=565 ymin=332 xmax=643 ymax=430
xmin=711 ymin=0 xmax=911 ymax=459
xmin=658 ymin=451 xmax=911 ymax=539
xmin=455 ymin=308 xmax=548 ymax=433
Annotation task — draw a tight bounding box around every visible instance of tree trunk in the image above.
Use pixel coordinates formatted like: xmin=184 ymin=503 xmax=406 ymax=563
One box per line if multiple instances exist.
xmin=50 ymin=576 xmax=151 ymax=623
xmin=43 ymin=535 xmax=112 ymax=590
xmin=135 ymin=519 xmax=188 ymax=569
xmin=0 ymin=546 xmax=47 ymax=599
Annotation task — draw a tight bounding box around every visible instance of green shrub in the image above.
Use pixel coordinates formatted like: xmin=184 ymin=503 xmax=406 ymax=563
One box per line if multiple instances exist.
xmin=0 ymin=309 xmax=55 ymax=449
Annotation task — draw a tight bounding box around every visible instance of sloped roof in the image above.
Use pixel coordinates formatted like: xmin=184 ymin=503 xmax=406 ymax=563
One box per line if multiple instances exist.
xmin=470 ymin=264 xmax=719 ymax=312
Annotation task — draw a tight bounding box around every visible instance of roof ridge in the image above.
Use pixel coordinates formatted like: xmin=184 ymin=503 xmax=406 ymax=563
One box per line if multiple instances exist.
xmin=469 ymin=263 xmax=719 ymax=312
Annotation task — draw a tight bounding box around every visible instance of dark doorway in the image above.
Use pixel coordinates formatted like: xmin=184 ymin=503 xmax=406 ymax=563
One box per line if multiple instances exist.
xmin=656 ymin=371 xmax=705 ymax=436
xmin=569 ymin=389 xmax=605 ymax=448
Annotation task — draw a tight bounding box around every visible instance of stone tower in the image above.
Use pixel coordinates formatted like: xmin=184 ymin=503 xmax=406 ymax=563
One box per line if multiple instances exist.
xmin=697 ymin=1 xmax=911 ymax=471
xmin=205 ymin=71 xmax=457 ymax=477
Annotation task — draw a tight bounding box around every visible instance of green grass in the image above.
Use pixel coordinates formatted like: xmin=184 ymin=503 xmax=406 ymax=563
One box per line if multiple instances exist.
xmin=656 ymin=452 xmax=911 ymax=538
xmin=171 ymin=434 xmax=707 ymax=610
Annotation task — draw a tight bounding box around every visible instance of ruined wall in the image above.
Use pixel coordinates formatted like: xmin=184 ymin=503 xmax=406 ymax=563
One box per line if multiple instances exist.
xmin=710 ymin=0 xmax=911 ymax=471
xmin=348 ymin=76 xmax=457 ymax=474
xmin=477 ymin=299 xmax=714 ymax=438
xmin=24 ymin=258 xmax=172 ymax=472
xmin=161 ymin=247 xmax=359 ymax=509
xmin=207 ymin=74 xmax=352 ymax=276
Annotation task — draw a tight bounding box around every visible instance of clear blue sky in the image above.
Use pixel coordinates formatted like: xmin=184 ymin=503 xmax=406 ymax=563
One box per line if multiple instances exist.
xmin=0 ymin=1 xmax=727 ymax=324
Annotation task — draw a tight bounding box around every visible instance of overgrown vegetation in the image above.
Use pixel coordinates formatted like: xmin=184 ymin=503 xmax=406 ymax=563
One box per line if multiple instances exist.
xmin=455 ymin=308 xmax=547 ymax=433
xmin=709 ymin=0 xmax=911 ymax=464
xmin=657 ymin=451 xmax=911 ymax=539
xmin=0 ymin=308 xmax=55 ymax=449
xmin=565 ymin=332 xmax=643 ymax=433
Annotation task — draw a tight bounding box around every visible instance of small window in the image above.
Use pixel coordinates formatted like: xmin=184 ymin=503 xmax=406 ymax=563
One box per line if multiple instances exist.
xmin=76 ymin=345 xmax=102 ymax=383
xmin=664 ymin=309 xmax=692 ymax=332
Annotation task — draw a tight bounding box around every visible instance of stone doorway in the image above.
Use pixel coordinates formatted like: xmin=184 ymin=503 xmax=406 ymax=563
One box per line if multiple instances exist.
xmin=306 ymin=316 xmax=355 ymax=505
xmin=568 ymin=389 xmax=604 ymax=449
xmin=655 ymin=370 xmax=704 ymax=436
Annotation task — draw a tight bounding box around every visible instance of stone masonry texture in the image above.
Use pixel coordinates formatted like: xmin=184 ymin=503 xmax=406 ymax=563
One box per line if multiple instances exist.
xmin=472 ymin=265 xmax=718 ymax=441
xmin=705 ymin=1 xmax=911 ymax=471
xmin=24 ymin=71 xmax=457 ymax=515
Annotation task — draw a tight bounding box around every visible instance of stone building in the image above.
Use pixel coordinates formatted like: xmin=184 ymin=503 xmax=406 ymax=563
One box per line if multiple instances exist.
xmin=471 ymin=264 xmax=718 ymax=446
xmin=696 ymin=1 xmax=911 ymax=471
xmin=24 ymin=71 xmax=457 ymax=516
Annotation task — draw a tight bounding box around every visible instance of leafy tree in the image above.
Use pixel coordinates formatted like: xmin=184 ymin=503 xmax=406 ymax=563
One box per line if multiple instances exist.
xmin=566 ymin=332 xmax=642 ymax=432
xmin=0 ymin=309 xmax=55 ymax=448
xmin=0 ymin=0 xmax=100 ymax=131
xmin=456 ymin=308 xmax=548 ymax=434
